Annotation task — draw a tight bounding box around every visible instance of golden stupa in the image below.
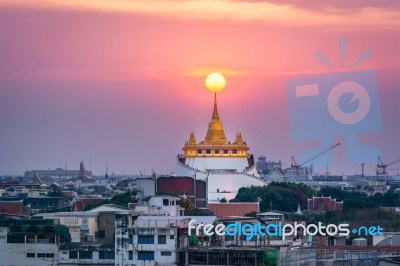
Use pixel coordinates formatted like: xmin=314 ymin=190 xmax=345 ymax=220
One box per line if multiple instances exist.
xmin=182 ymin=93 xmax=249 ymax=158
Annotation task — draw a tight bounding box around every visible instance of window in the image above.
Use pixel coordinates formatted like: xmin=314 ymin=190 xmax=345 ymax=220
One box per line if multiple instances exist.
xmin=170 ymin=235 xmax=175 ymax=239
xmin=138 ymin=235 xmax=154 ymax=244
xmin=36 ymin=253 xmax=54 ymax=258
xmin=232 ymin=149 xmax=237 ymax=154
xmin=163 ymin=199 xmax=169 ymax=206
xmin=158 ymin=235 xmax=167 ymax=244
xmin=79 ymin=251 xmax=93 ymax=259
xmin=170 ymin=200 xmax=175 ymax=206
xmin=37 ymin=235 xmax=54 ymax=243
xmin=161 ymin=251 xmax=172 ymax=256
xmin=38 ymin=253 xmax=54 ymax=258
xmin=223 ymin=150 xmax=229 ymax=154
xmin=99 ymin=250 xmax=115 ymax=260
xmin=7 ymin=234 xmax=24 ymax=243
xmin=27 ymin=253 xmax=35 ymax=258
xmin=197 ymin=149 xmax=203 ymax=154
xmin=128 ymin=251 xmax=133 ymax=260
xmin=96 ymin=230 xmax=105 ymax=238
xmin=138 ymin=251 xmax=154 ymax=261
xmin=69 ymin=251 xmax=78 ymax=259
xmin=214 ymin=149 xmax=220 ymax=154
xmin=26 ymin=235 xmax=36 ymax=243
xmin=206 ymin=149 xmax=211 ymax=154
xmin=128 ymin=234 xmax=133 ymax=244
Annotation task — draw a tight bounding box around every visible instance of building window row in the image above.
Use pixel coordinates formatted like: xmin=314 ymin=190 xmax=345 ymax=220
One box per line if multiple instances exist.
xmin=8 ymin=234 xmax=56 ymax=244
xmin=68 ymin=251 xmax=93 ymax=259
xmin=109 ymin=247 xmax=159 ymax=261
xmin=99 ymin=250 xmax=115 ymax=260
xmin=79 ymin=251 xmax=93 ymax=259
xmin=37 ymin=253 xmax=54 ymax=258
xmin=138 ymin=235 xmax=154 ymax=244
xmin=161 ymin=251 xmax=172 ymax=256
xmin=207 ymin=169 xmax=237 ymax=173
xmin=196 ymin=149 xmax=240 ymax=155
xmin=138 ymin=251 xmax=155 ymax=261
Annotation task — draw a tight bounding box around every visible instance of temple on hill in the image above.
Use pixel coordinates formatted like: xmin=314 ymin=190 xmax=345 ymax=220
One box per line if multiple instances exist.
xmin=174 ymin=92 xmax=267 ymax=202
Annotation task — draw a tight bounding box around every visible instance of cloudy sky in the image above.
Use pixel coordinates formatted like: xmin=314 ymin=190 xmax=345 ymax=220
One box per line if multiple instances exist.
xmin=0 ymin=0 xmax=399 ymax=176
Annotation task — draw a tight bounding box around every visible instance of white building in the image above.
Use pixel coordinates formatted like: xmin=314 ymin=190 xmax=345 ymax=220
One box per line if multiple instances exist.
xmin=36 ymin=204 xmax=133 ymax=243
xmin=173 ymin=93 xmax=267 ymax=202
xmin=115 ymin=214 xmax=186 ymax=266
xmin=0 ymin=219 xmax=69 ymax=266
xmin=134 ymin=195 xmax=184 ymax=216
xmin=115 ymin=213 xmax=217 ymax=266
xmin=58 ymin=243 xmax=114 ymax=266
xmin=265 ymin=167 xmax=288 ymax=182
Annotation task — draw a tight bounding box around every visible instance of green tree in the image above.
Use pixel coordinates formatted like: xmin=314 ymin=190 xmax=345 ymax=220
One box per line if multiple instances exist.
xmin=84 ymin=190 xmax=137 ymax=210
xmin=232 ymin=183 xmax=316 ymax=212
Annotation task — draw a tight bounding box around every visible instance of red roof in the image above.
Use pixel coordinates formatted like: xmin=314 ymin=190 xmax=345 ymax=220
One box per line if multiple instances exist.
xmin=308 ymin=196 xmax=343 ymax=212
xmin=72 ymin=198 xmax=105 ymax=212
xmin=0 ymin=201 xmax=30 ymax=216
xmin=208 ymin=202 xmax=259 ymax=219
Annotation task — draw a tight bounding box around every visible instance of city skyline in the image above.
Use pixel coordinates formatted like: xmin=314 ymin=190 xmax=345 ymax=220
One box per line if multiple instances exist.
xmin=1 ymin=1 xmax=400 ymax=176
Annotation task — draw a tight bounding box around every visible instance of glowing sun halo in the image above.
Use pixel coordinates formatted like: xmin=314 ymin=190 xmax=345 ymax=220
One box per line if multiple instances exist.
xmin=205 ymin=72 xmax=226 ymax=93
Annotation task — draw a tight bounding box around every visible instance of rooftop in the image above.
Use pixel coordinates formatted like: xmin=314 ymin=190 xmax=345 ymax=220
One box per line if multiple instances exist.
xmin=208 ymin=202 xmax=259 ymax=219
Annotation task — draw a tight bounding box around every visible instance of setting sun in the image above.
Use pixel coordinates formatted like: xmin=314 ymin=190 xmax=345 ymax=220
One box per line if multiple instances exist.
xmin=205 ymin=72 xmax=226 ymax=93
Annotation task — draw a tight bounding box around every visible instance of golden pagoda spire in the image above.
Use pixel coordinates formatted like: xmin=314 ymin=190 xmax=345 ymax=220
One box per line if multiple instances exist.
xmin=188 ymin=131 xmax=196 ymax=145
xmin=235 ymin=132 xmax=244 ymax=144
xmin=204 ymin=92 xmax=228 ymax=145
xmin=212 ymin=92 xmax=219 ymax=120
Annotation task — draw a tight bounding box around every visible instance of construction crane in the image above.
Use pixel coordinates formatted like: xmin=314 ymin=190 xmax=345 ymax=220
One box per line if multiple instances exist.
xmin=376 ymin=156 xmax=400 ymax=176
xmin=291 ymin=142 xmax=341 ymax=176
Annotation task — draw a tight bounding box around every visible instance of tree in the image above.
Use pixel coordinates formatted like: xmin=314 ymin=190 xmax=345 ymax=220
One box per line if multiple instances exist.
xmin=84 ymin=190 xmax=137 ymax=210
xmin=232 ymin=183 xmax=316 ymax=212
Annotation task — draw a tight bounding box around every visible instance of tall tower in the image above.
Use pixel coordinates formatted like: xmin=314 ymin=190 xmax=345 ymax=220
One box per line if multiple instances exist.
xmin=79 ymin=161 xmax=85 ymax=178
